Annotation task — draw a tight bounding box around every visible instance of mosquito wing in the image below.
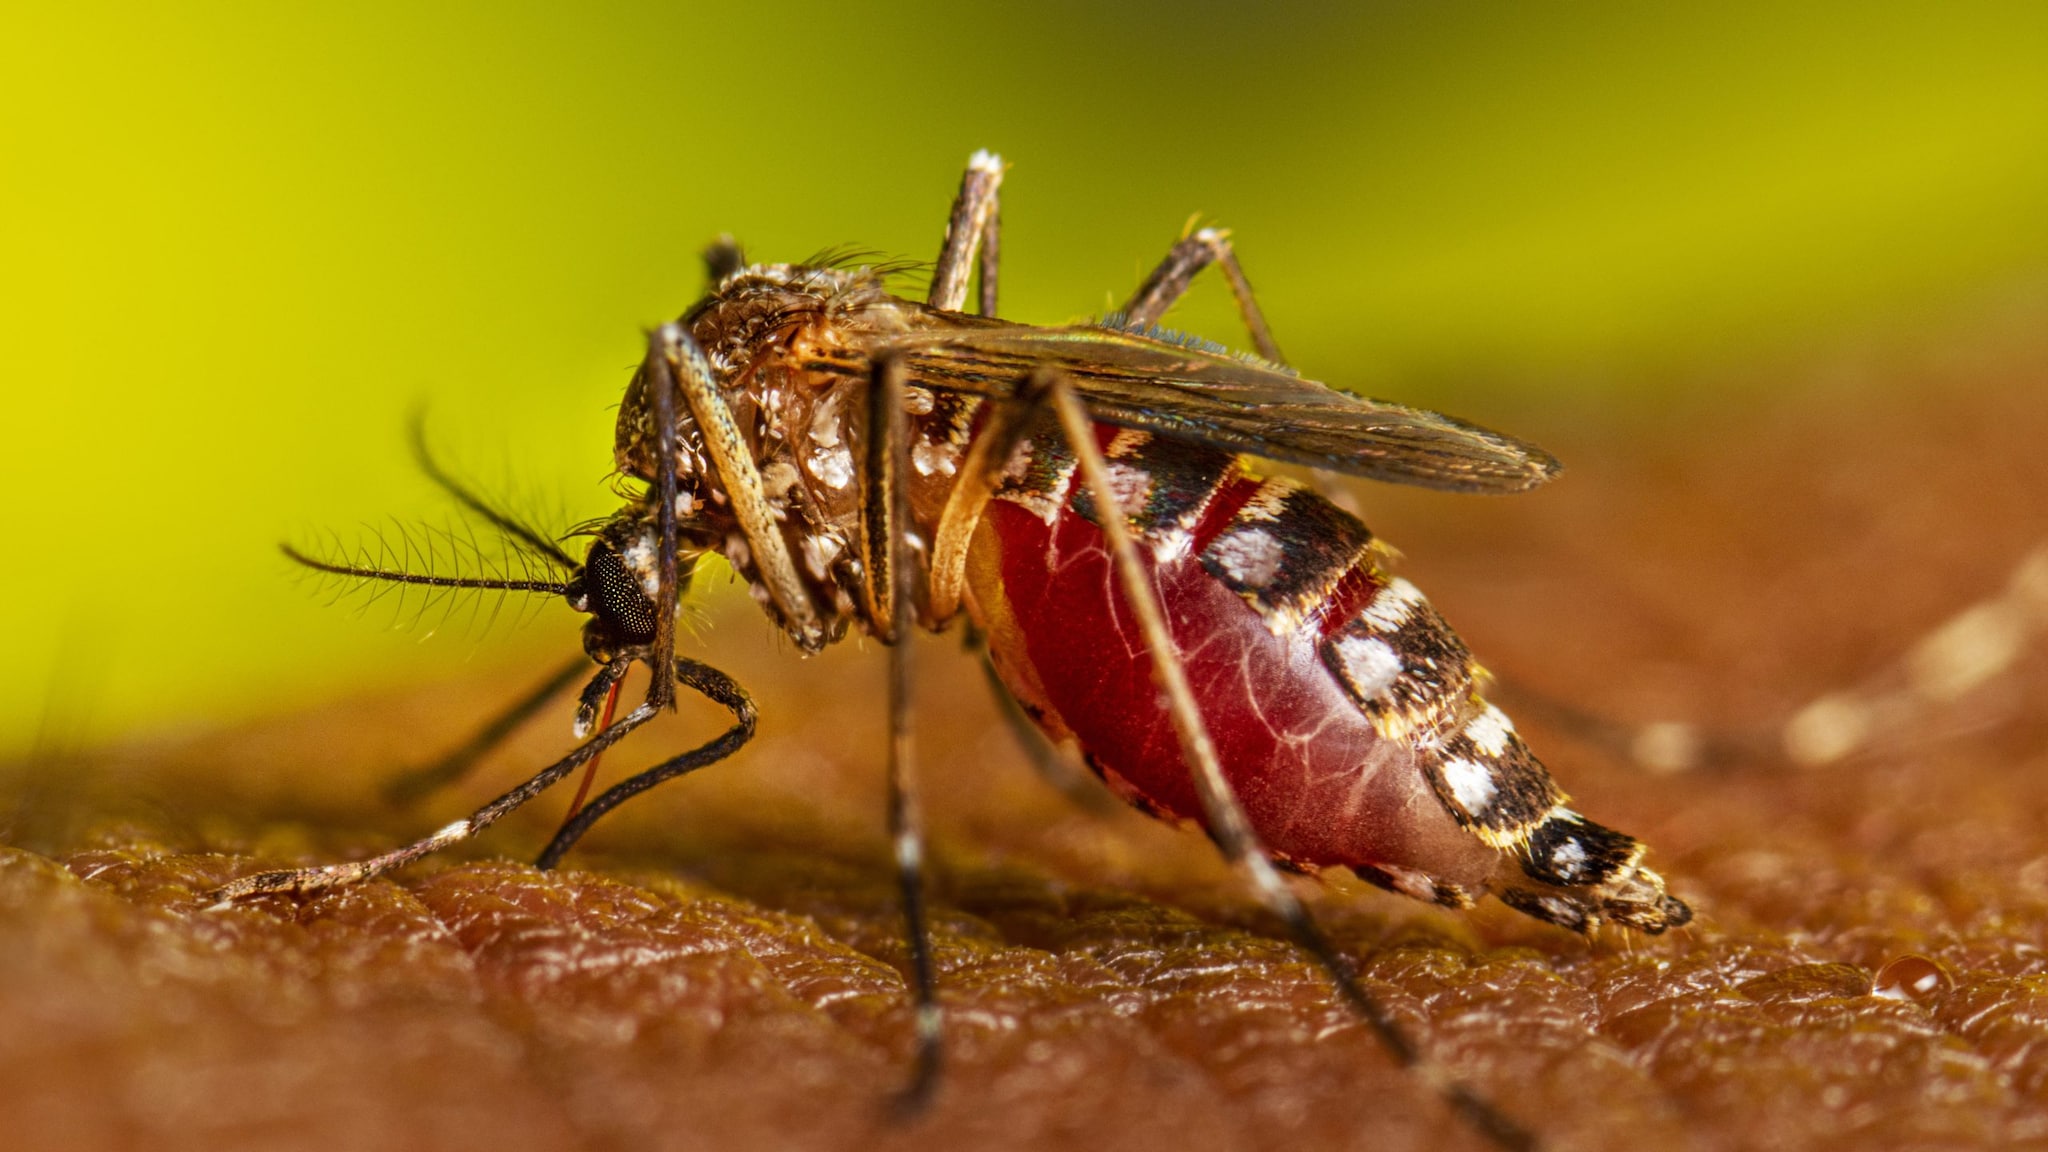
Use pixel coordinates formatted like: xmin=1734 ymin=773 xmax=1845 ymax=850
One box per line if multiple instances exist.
xmin=874 ymin=323 xmax=1561 ymax=493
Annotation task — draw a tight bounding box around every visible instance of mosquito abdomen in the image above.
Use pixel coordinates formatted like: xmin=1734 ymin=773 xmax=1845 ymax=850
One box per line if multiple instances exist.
xmin=965 ymin=423 xmax=1688 ymax=931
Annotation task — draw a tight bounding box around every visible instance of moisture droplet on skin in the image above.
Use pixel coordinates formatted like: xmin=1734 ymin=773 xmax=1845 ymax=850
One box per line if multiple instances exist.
xmin=1872 ymin=954 xmax=1953 ymax=1003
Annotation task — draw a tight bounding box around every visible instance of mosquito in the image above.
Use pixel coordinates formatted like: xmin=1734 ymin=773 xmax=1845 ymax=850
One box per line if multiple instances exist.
xmin=218 ymin=151 xmax=1699 ymax=1152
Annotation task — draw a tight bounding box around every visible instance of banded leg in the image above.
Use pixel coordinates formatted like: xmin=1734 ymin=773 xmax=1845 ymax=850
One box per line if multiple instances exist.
xmin=860 ymin=352 xmax=945 ymax=1108
xmin=533 ymin=659 xmax=757 ymax=870
xmin=648 ymin=322 xmax=824 ymax=652
xmin=929 ymin=150 xmax=1003 ymax=316
xmin=1499 ymin=541 xmax=2048 ymax=775
xmin=1122 ymin=224 xmax=1284 ymax=365
xmin=1119 ymin=225 xmax=1365 ymax=514
xmin=209 ymin=693 xmax=662 ymax=904
xmin=702 ymin=235 xmax=745 ymax=286
xmin=383 ymin=654 xmax=588 ymax=805
xmin=1038 ymin=371 xmax=1537 ymax=1152
xmin=460 ymin=322 xmax=816 ymax=868
xmin=1782 ymin=543 xmax=2048 ymax=764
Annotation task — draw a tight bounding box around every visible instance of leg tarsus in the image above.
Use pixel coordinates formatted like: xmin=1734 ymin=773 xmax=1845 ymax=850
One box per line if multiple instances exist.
xmin=210 ymin=696 xmax=660 ymax=904
xmin=929 ymin=151 xmax=1004 ymax=314
xmin=1121 ymin=226 xmax=1284 ymax=365
xmin=890 ymin=1000 xmax=945 ymax=1120
xmin=869 ymin=351 xmax=947 ymax=1109
xmin=533 ymin=659 xmax=756 ymax=870
xmin=652 ymin=322 xmax=822 ymax=651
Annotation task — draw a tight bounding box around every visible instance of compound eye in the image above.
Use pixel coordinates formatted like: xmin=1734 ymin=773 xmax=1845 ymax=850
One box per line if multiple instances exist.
xmin=584 ymin=542 xmax=659 ymax=645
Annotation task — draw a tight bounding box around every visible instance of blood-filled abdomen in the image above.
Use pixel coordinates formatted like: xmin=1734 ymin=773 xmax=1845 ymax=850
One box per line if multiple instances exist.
xmin=962 ymin=427 xmax=1502 ymax=901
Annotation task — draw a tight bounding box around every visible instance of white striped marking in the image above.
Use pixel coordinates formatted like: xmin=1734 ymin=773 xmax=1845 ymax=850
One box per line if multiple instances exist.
xmin=1549 ymin=838 xmax=1589 ymax=882
xmin=1439 ymin=758 xmax=1497 ymax=815
xmin=1462 ymin=704 xmax=1515 ymax=757
xmin=1379 ymin=865 xmax=1442 ymax=904
xmin=1333 ymin=634 xmax=1402 ymax=698
xmin=1210 ymin=528 xmax=1283 ymax=589
xmin=1361 ymin=578 xmax=1425 ymax=633
xmin=428 ymin=819 xmax=471 ymax=847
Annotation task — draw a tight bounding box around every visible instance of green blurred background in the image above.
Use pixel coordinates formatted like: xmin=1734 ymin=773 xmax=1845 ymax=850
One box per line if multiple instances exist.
xmin=4 ymin=1 xmax=2046 ymax=757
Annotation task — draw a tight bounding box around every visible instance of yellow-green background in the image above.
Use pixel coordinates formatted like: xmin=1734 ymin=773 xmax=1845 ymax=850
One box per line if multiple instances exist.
xmin=5 ymin=1 xmax=2047 ymax=757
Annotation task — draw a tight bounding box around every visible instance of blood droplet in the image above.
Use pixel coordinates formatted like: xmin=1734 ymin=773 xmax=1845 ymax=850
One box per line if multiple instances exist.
xmin=1872 ymin=954 xmax=1953 ymax=1003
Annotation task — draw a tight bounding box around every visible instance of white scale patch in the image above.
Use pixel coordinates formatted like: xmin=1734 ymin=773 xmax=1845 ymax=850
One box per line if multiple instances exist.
xmin=1361 ymin=578 xmax=1425 ymax=633
xmin=620 ymin=530 xmax=664 ymax=601
xmin=1210 ymin=528 xmax=1284 ymax=589
xmin=1240 ymin=482 xmax=1292 ymax=523
xmin=912 ymin=436 xmax=960 ymax=477
xmin=1151 ymin=527 xmax=1196 ymax=564
xmin=808 ymin=393 xmax=844 ymax=446
xmin=761 ymin=460 xmax=802 ymax=501
xmin=799 ymin=532 xmax=844 ymax=582
xmin=1463 ymin=704 xmax=1516 ymax=757
xmin=1000 ymin=438 xmax=1036 ymax=483
xmin=1378 ymin=865 xmax=1442 ymax=904
xmin=1439 ymin=757 xmax=1497 ymax=815
xmin=1333 ymin=634 xmax=1402 ymax=698
xmin=1104 ymin=461 xmax=1152 ymax=520
xmin=895 ymin=833 xmax=923 ymax=872
xmin=807 ymin=444 xmax=854 ymax=489
xmin=724 ymin=532 xmax=753 ymax=574
xmin=995 ymin=438 xmax=1072 ymax=525
xmin=1548 ymin=837 xmax=1589 ymax=882
xmin=805 ymin=392 xmax=855 ymax=489
xmin=428 ymin=819 xmax=471 ymax=846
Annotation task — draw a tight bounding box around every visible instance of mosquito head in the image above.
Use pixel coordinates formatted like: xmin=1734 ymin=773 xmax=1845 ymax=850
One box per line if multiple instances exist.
xmin=281 ymin=506 xmax=685 ymax=664
xmin=563 ymin=514 xmax=692 ymax=664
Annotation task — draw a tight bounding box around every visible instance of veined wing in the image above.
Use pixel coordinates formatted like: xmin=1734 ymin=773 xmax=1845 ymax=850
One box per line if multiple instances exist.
xmin=864 ymin=324 xmax=1560 ymax=493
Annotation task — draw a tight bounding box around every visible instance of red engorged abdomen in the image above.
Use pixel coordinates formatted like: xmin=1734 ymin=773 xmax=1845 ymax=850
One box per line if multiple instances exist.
xmin=970 ymin=500 xmax=1499 ymax=891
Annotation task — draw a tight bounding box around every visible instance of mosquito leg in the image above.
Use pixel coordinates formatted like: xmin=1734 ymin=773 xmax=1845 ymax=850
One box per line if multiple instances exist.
xmin=1042 ymin=371 xmax=1536 ymax=1152
xmin=925 ymin=370 xmax=1113 ymax=811
xmin=1116 ymin=227 xmax=1371 ymax=512
xmin=1482 ymin=676 xmax=1746 ymax=775
xmin=383 ymin=654 xmax=589 ymax=806
xmin=1122 ymin=226 xmax=1284 ymax=365
xmin=960 ymin=627 xmax=1117 ymax=815
xmin=928 ymin=150 xmax=1004 ymax=314
xmin=639 ymin=328 xmax=683 ymax=709
xmin=209 ymin=693 xmax=660 ymax=904
xmin=1782 ymin=542 xmax=2047 ymax=764
xmin=860 ymin=351 xmax=945 ymax=1110
xmin=1498 ymin=541 xmax=2048 ymax=776
xmin=976 ymin=191 xmax=1001 ymax=318
xmin=926 ymin=388 xmax=1041 ymax=622
xmin=532 ymin=659 xmax=757 ymax=870
xmin=702 ymin=234 xmax=745 ymax=285
xmin=649 ymin=322 xmax=824 ymax=653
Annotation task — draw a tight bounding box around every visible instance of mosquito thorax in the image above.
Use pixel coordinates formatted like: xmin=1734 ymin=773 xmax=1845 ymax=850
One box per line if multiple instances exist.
xmin=607 ymin=263 xmax=933 ymax=655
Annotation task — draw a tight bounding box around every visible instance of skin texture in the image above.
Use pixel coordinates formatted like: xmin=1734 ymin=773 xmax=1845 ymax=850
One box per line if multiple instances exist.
xmin=4 ymin=368 xmax=2047 ymax=1152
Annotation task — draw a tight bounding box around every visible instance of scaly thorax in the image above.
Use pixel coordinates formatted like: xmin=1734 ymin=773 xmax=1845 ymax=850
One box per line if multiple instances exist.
xmin=609 ymin=264 xmax=986 ymax=644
